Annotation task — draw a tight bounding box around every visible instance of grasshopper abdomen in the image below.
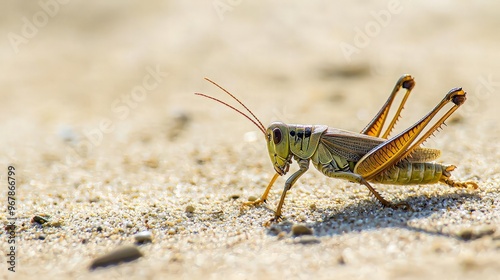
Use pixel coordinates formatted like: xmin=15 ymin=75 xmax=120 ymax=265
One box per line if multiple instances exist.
xmin=372 ymin=161 xmax=444 ymax=185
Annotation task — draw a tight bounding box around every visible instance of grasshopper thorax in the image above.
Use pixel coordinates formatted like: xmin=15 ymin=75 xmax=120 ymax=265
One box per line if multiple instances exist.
xmin=266 ymin=122 xmax=329 ymax=175
xmin=266 ymin=122 xmax=291 ymax=176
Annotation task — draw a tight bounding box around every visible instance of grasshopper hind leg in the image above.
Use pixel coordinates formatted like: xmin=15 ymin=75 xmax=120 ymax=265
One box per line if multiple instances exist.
xmin=361 ymin=74 xmax=415 ymax=138
xmin=317 ymin=163 xmax=411 ymax=210
xmin=362 ymin=179 xmax=412 ymax=210
xmin=440 ymin=165 xmax=479 ymax=189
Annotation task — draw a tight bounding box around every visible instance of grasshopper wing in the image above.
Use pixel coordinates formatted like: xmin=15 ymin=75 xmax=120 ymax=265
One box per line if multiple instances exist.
xmin=406 ymin=147 xmax=441 ymax=162
xmin=320 ymin=128 xmax=384 ymax=162
xmin=320 ymin=128 xmax=441 ymax=164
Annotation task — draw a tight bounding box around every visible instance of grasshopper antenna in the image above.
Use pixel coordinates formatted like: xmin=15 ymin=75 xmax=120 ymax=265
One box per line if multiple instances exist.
xmin=203 ymin=78 xmax=266 ymax=132
xmin=195 ymin=78 xmax=267 ymax=135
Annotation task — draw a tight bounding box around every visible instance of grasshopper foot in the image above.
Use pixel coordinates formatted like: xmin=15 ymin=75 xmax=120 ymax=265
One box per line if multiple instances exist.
xmin=443 ymin=178 xmax=479 ymax=189
xmin=377 ymin=197 xmax=412 ymax=211
xmin=363 ymin=181 xmax=413 ymax=211
xmin=239 ymin=197 xmax=266 ymax=213
xmin=440 ymin=165 xmax=479 ymax=189
xmin=263 ymin=214 xmax=283 ymax=227
xmin=389 ymin=201 xmax=413 ymax=211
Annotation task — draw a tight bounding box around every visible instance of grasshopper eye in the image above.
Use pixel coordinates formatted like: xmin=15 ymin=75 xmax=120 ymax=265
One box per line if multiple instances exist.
xmin=273 ymin=128 xmax=282 ymax=144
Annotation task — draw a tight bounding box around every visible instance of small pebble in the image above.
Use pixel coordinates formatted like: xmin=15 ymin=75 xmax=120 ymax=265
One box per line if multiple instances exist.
xmin=457 ymin=226 xmax=496 ymax=241
xmin=185 ymin=205 xmax=195 ymax=213
xmin=337 ymin=255 xmax=346 ymax=265
xmin=124 ymin=221 xmax=134 ymax=228
xmin=247 ymin=196 xmax=257 ymax=202
xmin=457 ymin=228 xmax=473 ymax=240
xmin=33 ymin=215 xmax=49 ymax=224
xmin=134 ymin=231 xmax=153 ymax=244
xmin=291 ymin=224 xmax=313 ymax=236
xmin=230 ymin=194 xmax=240 ymax=200
xmin=143 ymin=157 xmax=159 ymax=169
xmin=38 ymin=235 xmax=46 ymax=240
xmin=89 ymin=246 xmax=143 ymax=270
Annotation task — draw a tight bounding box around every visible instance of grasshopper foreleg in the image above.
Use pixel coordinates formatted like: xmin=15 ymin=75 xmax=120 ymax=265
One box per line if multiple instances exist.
xmin=240 ymin=173 xmax=279 ymax=211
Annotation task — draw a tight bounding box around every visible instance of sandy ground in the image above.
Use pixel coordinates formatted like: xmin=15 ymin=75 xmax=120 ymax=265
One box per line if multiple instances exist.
xmin=1 ymin=1 xmax=500 ymax=279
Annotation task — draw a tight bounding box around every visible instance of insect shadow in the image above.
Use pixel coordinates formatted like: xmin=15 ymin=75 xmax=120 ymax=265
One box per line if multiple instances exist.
xmin=268 ymin=191 xmax=481 ymax=239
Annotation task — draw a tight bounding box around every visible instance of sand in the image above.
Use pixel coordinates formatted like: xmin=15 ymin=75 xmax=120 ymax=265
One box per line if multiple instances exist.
xmin=1 ymin=1 xmax=499 ymax=279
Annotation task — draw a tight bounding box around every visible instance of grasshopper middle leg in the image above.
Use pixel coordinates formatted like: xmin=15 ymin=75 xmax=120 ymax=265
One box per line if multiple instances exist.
xmin=242 ymin=158 xmax=310 ymax=221
xmin=271 ymin=158 xmax=310 ymax=221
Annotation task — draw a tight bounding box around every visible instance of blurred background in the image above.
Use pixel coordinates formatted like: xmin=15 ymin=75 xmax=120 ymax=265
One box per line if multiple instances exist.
xmin=1 ymin=0 xmax=499 ymax=187
xmin=1 ymin=1 xmax=500 ymax=278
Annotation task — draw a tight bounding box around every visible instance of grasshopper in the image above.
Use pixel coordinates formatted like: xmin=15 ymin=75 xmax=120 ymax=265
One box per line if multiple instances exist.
xmin=196 ymin=74 xmax=478 ymax=221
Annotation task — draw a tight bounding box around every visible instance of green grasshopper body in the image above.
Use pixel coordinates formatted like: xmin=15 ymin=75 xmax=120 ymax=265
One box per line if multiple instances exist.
xmin=196 ymin=75 xmax=478 ymax=221
xmin=269 ymin=122 xmax=448 ymax=185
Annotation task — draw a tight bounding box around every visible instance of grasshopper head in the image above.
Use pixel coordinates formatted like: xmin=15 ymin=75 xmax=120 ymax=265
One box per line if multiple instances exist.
xmin=266 ymin=122 xmax=291 ymax=176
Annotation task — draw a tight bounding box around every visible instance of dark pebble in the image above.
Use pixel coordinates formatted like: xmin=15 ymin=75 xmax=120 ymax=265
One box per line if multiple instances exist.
xmin=89 ymin=246 xmax=143 ymax=270
xmin=291 ymin=224 xmax=313 ymax=236
xmin=33 ymin=215 xmax=49 ymax=224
